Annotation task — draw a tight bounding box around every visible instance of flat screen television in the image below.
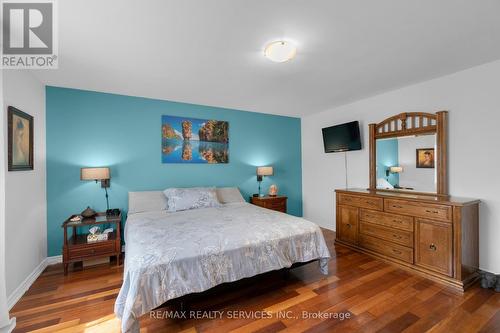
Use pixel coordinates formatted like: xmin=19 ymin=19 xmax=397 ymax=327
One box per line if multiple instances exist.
xmin=322 ymin=121 xmax=362 ymax=153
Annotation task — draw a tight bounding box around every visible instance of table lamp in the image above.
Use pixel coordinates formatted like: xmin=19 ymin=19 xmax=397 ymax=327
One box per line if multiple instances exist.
xmin=80 ymin=167 xmax=111 ymax=211
xmin=256 ymin=166 xmax=273 ymax=197
xmin=386 ymin=166 xmax=403 ymax=178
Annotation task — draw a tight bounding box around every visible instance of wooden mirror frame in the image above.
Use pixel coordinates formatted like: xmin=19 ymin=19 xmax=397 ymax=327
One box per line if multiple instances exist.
xmin=369 ymin=111 xmax=448 ymax=195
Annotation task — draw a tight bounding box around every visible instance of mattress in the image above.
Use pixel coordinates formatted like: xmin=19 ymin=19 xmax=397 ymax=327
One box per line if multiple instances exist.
xmin=114 ymin=202 xmax=330 ymax=332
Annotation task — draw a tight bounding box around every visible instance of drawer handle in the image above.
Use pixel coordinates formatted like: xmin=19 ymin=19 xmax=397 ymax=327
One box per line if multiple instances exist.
xmin=425 ymin=209 xmax=439 ymax=214
xmin=429 ymin=243 xmax=437 ymax=251
xmin=392 ymin=234 xmax=402 ymax=239
xmin=392 ymin=205 xmax=403 ymax=209
xmin=392 ymin=219 xmax=403 ymax=224
xmin=366 ymin=214 xmax=375 ymax=219
xmin=392 ymin=249 xmax=402 ymax=255
xmin=346 ymin=223 xmax=352 ymax=228
xmin=365 ymin=200 xmax=374 ymax=205
xmin=343 ymin=198 xmax=352 ymax=202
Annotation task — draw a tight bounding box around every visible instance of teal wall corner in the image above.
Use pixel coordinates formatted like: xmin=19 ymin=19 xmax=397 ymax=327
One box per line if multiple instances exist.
xmin=46 ymin=87 xmax=302 ymax=256
xmin=376 ymin=138 xmax=399 ymax=185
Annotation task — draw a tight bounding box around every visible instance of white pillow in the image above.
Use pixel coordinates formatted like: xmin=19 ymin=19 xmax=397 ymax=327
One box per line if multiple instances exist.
xmin=216 ymin=187 xmax=245 ymax=204
xmin=377 ymin=178 xmax=394 ymax=189
xmin=128 ymin=191 xmax=167 ymax=215
xmin=163 ymin=187 xmax=221 ymax=212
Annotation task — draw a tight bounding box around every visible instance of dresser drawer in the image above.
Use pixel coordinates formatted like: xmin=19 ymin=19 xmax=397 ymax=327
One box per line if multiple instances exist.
xmin=68 ymin=242 xmax=115 ymax=260
xmin=267 ymin=201 xmax=285 ymax=209
xmin=384 ymin=199 xmax=452 ymax=222
xmin=359 ymin=234 xmax=413 ymax=264
xmin=360 ymin=221 xmax=413 ymax=247
xmin=360 ymin=209 xmax=413 ymax=232
xmin=338 ymin=194 xmax=383 ymax=211
xmin=268 ymin=204 xmax=286 ymax=213
xmin=250 ymin=196 xmax=287 ymax=213
xmin=415 ymin=219 xmax=453 ymax=276
xmin=337 ymin=205 xmax=359 ymax=245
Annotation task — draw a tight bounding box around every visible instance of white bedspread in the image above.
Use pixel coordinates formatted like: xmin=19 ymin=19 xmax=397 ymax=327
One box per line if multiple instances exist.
xmin=114 ymin=202 xmax=330 ymax=332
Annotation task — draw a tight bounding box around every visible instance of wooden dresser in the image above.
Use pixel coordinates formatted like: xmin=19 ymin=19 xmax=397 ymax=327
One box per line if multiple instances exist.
xmin=335 ymin=189 xmax=479 ymax=291
xmin=250 ymin=196 xmax=287 ymax=213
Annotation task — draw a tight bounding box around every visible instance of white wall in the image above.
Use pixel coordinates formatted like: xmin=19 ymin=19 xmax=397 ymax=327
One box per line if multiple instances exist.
xmin=302 ymin=59 xmax=500 ymax=274
xmin=0 ymin=70 xmax=17 ymax=332
xmin=3 ymin=70 xmax=46 ymax=300
xmin=397 ymin=135 xmax=436 ymax=192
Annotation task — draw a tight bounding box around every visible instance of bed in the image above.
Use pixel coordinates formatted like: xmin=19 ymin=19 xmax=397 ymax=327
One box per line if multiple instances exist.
xmin=114 ymin=188 xmax=331 ymax=333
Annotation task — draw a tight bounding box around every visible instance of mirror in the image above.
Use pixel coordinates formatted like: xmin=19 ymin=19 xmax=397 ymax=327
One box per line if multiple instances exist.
xmin=369 ymin=111 xmax=448 ymax=195
xmin=376 ymin=134 xmax=436 ymax=192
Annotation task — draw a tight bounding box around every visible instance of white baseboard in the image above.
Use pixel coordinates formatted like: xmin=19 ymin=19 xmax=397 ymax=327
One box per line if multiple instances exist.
xmin=7 ymin=255 xmax=62 ymax=310
xmin=46 ymin=255 xmax=62 ymax=265
xmin=7 ymin=249 xmax=121 ymax=311
xmin=0 ymin=318 xmax=16 ymax=333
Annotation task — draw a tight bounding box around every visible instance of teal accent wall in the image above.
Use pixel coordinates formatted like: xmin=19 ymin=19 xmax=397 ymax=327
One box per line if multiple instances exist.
xmin=46 ymin=87 xmax=302 ymax=256
xmin=376 ymin=138 xmax=399 ymax=185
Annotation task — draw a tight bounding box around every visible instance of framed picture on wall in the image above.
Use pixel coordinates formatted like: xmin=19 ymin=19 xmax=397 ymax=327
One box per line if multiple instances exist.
xmin=416 ymin=148 xmax=434 ymax=168
xmin=8 ymin=106 xmax=34 ymax=171
xmin=161 ymin=115 xmax=229 ymax=164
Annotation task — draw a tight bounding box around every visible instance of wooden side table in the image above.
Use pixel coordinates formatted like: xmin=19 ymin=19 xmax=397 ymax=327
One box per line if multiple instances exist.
xmin=62 ymin=212 xmax=122 ymax=275
xmin=250 ymin=196 xmax=287 ymax=213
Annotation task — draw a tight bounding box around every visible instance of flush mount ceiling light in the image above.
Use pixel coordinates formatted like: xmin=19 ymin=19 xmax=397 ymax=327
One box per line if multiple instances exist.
xmin=264 ymin=40 xmax=297 ymax=63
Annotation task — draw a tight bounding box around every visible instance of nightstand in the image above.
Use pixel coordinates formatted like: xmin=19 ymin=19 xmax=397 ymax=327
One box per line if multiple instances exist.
xmin=250 ymin=196 xmax=287 ymax=213
xmin=62 ymin=212 xmax=122 ymax=275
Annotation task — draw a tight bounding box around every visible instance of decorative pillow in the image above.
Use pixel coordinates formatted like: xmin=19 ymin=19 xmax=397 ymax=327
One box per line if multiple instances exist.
xmin=163 ymin=187 xmax=221 ymax=212
xmin=128 ymin=191 xmax=167 ymax=215
xmin=216 ymin=187 xmax=245 ymax=204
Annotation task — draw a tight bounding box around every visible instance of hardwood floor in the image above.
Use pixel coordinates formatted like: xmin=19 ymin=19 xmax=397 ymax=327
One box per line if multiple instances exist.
xmin=10 ymin=229 xmax=499 ymax=332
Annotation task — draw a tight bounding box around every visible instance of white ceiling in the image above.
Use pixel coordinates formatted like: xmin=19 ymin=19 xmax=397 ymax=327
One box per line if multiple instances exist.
xmin=32 ymin=0 xmax=500 ymax=117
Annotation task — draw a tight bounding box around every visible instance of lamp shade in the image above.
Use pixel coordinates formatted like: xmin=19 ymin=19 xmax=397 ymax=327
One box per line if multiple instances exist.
xmin=257 ymin=166 xmax=273 ymax=176
xmin=81 ymin=167 xmax=110 ymax=180
xmin=389 ymin=166 xmax=403 ymax=173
